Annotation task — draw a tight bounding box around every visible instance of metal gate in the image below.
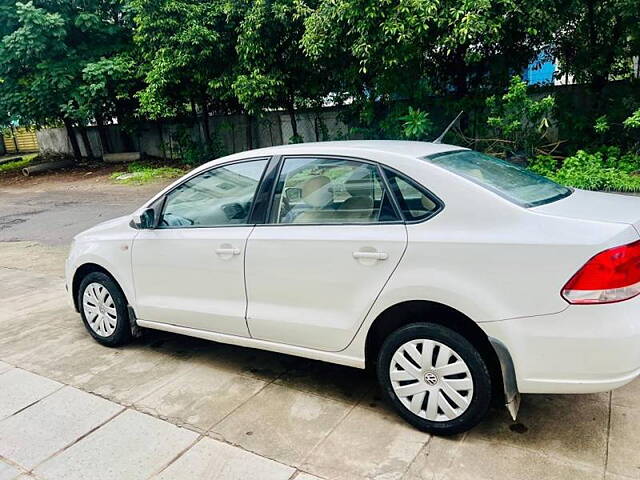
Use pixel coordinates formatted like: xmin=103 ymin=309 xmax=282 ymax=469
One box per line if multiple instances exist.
xmin=2 ymin=127 xmax=39 ymax=154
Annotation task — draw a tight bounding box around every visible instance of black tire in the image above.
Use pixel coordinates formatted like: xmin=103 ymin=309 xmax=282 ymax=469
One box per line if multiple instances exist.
xmin=77 ymin=272 xmax=132 ymax=347
xmin=377 ymin=323 xmax=491 ymax=435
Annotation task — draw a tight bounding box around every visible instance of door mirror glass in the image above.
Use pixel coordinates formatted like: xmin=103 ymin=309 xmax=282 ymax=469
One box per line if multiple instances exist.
xmin=132 ymin=208 xmax=155 ymax=229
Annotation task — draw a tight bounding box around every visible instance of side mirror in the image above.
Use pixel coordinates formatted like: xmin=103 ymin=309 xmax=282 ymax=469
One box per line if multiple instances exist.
xmin=131 ymin=208 xmax=155 ymax=229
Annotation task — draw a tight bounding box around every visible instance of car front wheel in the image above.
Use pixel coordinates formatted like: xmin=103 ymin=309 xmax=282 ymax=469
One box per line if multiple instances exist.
xmin=78 ymin=272 xmax=132 ymax=347
xmin=377 ymin=322 xmax=491 ymax=435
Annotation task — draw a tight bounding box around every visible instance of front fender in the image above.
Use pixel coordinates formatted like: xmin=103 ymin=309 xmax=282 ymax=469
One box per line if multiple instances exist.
xmin=66 ymin=237 xmax=136 ymax=310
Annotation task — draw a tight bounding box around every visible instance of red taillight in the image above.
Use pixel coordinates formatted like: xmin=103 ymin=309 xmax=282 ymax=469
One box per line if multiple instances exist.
xmin=562 ymin=240 xmax=640 ymax=304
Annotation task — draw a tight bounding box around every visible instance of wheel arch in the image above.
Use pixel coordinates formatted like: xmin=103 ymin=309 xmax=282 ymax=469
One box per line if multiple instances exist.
xmin=72 ymin=263 xmax=124 ymax=312
xmin=364 ymin=300 xmax=506 ymax=406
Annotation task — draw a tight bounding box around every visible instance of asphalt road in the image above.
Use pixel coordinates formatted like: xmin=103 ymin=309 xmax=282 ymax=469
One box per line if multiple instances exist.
xmin=0 ymin=179 xmax=166 ymax=245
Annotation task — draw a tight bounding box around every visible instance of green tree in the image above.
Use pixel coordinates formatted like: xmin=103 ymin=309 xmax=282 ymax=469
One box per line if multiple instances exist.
xmin=486 ymin=76 xmax=555 ymax=158
xmin=551 ymin=0 xmax=640 ymax=96
xmin=234 ymin=0 xmax=331 ymax=142
xmin=0 ymin=0 xmax=135 ymax=160
xmin=300 ymin=0 xmax=556 ymax=138
xmin=133 ymin=0 xmax=242 ymax=145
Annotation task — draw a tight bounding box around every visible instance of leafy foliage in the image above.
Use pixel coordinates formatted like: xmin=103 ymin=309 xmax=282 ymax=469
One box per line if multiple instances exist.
xmin=400 ymin=107 xmax=433 ymax=141
xmin=531 ymin=148 xmax=640 ymax=192
xmin=624 ymin=109 xmax=640 ymax=129
xmin=486 ymin=76 xmax=554 ymax=157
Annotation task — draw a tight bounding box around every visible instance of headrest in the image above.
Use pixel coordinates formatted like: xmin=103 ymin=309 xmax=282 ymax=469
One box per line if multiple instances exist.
xmin=345 ymin=168 xmax=373 ymax=197
xmin=301 ymin=175 xmax=333 ymax=208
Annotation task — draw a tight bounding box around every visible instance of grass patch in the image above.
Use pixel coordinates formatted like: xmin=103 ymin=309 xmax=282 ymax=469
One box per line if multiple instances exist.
xmin=111 ymin=162 xmax=185 ymax=185
xmin=0 ymin=153 xmax=37 ymax=174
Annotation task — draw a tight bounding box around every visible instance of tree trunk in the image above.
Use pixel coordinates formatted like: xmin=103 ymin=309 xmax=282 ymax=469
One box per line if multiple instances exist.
xmin=115 ymin=101 xmax=134 ymax=151
xmin=96 ymin=116 xmax=111 ymax=156
xmin=79 ymin=126 xmax=95 ymax=160
xmin=157 ymin=120 xmax=166 ymax=161
xmin=201 ymin=100 xmax=212 ymax=145
xmin=287 ymin=100 xmax=298 ymax=141
xmin=245 ymin=113 xmax=254 ymax=149
xmin=63 ymin=118 xmax=82 ymax=162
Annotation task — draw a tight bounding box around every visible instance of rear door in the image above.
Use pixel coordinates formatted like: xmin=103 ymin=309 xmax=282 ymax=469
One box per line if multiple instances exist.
xmin=244 ymin=156 xmax=408 ymax=351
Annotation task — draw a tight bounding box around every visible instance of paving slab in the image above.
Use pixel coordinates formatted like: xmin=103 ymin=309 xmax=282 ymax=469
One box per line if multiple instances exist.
xmin=606 ymin=404 xmax=640 ymax=478
xmin=0 ymin=242 xmax=68 ymax=277
xmin=135 ymin=360 xmax=266 ymax=432
xmin=0 ymin=386 xmax=123 ymax=469
xmin=0 ymin=368 xmax=61 ymax=419
xmin=402 ymin=435 xmax=603 ymax=480
xmin=611 ymin=377 xmax=640 ymax=409
xmin=469 ymin=393 xmax=609 ymax=469
xmin=293 ymin=474 xmax=325 ymax=480
xmin=34 ymin=409 xmax=198 ymax=480
xmin=274 ymin=358 xmax=374 ymax=404
xmin=192 ymin=342 xmax=295 ymax=382
xmin=212 ymin=383 xmax=351 ymax=466
xmin=155 ymin=436 xmax=295 ymax=480
xmin=70 ymin=343 xmax=197 ymax=406
xmin=605 ymin=473 xmax=638 ymax=480
xmin=0 ymin=459 xmax=21 ymax=480
xmin=301 ymin=404 xmax=428 ymax=480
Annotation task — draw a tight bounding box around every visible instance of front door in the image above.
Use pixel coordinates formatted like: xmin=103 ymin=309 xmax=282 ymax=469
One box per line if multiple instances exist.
xmin=245 ymin=156 xmax=408 ymax=351
xmin=131 ymin=158 xmax=269 ymax=336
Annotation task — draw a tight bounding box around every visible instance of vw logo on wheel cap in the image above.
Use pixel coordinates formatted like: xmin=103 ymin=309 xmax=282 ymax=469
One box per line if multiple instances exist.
xmin=424 ymin=371 xmax=439 ymax=386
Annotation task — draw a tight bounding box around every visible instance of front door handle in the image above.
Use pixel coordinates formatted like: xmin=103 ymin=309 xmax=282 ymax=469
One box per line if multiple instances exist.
xmin=215 ymin=247 xmax=241 ymax=256
xmin=352 ymin=251 xmax=388 ymax=261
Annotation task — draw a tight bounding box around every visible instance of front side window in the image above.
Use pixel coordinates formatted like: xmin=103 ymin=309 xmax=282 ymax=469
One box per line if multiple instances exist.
xmin=160 ymin=159 xmax=268 ymax=228
xmin=426 ymin=150 xmax=572 ymax=207
xmin=270 ymin=157 xmax=399 ymax=224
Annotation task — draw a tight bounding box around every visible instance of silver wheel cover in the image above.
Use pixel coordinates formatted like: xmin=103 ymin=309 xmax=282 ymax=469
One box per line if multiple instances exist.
xmin=389 ymin=339 xmax=473 ymax=422
xmin=82 ymin=282 xmax=118 ymax=337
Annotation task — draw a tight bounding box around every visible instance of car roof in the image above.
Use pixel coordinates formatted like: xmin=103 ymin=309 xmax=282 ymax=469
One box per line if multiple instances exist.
xmin=213 ymin=140 xmax=467 ymax=165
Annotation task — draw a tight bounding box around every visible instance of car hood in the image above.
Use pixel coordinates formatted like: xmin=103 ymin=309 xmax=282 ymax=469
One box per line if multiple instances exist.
xmin=74 ymin=215 xmax=133 ymax=240
xmin=533 ymin=189 xmax=640 ymax=234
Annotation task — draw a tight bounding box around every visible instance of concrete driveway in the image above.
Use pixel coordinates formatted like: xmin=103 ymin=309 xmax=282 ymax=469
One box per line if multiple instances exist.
xmin=0 ymin=177 xmax=639 ymax=480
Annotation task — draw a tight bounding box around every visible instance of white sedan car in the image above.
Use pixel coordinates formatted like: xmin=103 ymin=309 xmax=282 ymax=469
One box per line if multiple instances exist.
xmin=66 ymin=140 xmax=640 ymax=434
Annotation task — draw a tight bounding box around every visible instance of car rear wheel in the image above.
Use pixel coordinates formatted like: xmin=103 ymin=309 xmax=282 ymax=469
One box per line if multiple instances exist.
xmin=78 ymin=272 xmax=131 ymax=347
xmin=377 ymin=323 xmax=491 ymax=435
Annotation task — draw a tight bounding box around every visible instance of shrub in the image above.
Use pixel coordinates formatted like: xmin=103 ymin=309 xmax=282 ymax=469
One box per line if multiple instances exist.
xmin=486 ymin=76 xmax=555 ymax=158
xmin=532 ymin=149 xmax=640 ymax=192
xmin=528 ymin=155 xmax=558 ymax=177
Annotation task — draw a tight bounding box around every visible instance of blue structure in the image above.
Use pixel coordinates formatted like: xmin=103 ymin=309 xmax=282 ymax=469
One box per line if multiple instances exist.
xmin=524 ymin=52 xmax=556 ymax=85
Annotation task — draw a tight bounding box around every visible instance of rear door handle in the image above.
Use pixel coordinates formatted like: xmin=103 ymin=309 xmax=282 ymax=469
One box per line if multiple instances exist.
xmin=215 ymin=247 xmax=241 ymax=255
xmin=352 ymin=251 xmax=388 ymax=260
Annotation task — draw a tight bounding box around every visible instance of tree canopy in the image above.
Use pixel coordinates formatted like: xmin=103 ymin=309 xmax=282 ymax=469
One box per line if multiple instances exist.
xmin=0 ymin=0 xmax=638 ymax=157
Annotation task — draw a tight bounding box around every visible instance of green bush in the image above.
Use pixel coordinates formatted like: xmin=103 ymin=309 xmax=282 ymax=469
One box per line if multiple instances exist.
xmin=528 ymin=155 xmax=558 ymax=177
xmin=486 ymin=76 xmax=555 ymax=158
xmin=530 ymin=148 xmax=640 ymax=192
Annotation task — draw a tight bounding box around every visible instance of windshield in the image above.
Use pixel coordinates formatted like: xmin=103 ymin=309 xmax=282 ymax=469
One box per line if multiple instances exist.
xmin=425 ymin=150 xmax=572 ymax=207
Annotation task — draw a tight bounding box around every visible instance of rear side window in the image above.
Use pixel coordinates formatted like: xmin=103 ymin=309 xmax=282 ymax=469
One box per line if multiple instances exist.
xmin=426 ymin=150 xmax=571 ymax=207
xmin=269 ymin=157 xmax=400 ymax=224
xmin=384 ymin=169 xmax=441 ymax=221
